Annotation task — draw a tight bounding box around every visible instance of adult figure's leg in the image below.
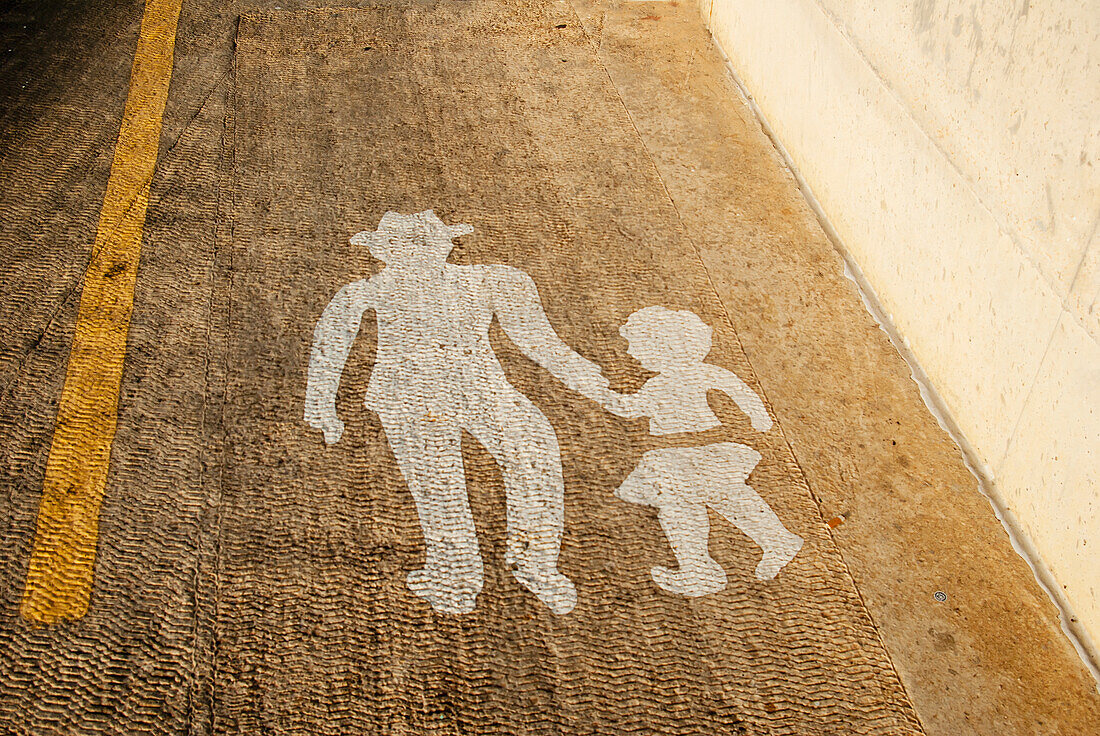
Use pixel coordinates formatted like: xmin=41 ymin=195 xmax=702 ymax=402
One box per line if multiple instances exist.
xmin=378 ymin=413 xmax=483 ymax=614
xmin=464 ymin=388 xmax=576 ymax=614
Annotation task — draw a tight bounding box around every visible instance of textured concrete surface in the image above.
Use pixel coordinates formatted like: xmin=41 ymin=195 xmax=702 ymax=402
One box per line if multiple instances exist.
xmin=0 ymin=0 xmax=1096 ymax=734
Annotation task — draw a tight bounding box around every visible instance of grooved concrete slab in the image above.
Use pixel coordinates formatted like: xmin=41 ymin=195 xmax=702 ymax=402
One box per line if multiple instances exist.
xmin=213 ymin=2 xmax=922 ymax=733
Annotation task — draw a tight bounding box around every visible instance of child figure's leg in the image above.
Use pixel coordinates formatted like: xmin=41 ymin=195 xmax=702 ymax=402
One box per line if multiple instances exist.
xmin=710 ymin=484 xmax=802 ymax=580
xmin=651 ymin=500 xmax=727 ymax=597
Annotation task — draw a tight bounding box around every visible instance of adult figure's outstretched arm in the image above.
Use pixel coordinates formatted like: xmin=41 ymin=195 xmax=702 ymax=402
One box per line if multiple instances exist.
xmin=305 ymin=279 xmax=375 ymax=444
xmin=490 ymin=267 xmax=609 ymax=402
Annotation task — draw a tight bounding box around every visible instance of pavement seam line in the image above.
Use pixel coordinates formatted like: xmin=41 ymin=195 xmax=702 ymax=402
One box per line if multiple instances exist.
xmin=202 ymin=32 xmax=242 ymax=732
xmin=20 ymin=0 xmax=184 ymax=624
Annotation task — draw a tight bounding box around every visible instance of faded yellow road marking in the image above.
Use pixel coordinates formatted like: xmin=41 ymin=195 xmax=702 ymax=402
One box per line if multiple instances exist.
xmin=21 ymin=0 xmax=184 ymax=624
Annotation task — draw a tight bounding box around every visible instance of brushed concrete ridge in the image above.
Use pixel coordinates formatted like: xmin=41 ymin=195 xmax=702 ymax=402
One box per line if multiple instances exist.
xmin=0 ymin=1 xmax=1097 ymax=735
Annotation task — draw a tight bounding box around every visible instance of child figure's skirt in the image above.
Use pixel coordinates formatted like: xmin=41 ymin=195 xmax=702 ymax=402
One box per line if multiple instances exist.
xmin=615 ymin=442 xmax=762 ymax=507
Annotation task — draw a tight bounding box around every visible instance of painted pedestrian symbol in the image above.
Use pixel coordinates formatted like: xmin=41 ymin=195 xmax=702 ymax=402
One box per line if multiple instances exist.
xmin=601 ymin=307 xmax=803 ymax=596
xmin=305 ymin=210 xmax=610 ymax=615
xmin=305 ymin=212 xmax=801 ymax=614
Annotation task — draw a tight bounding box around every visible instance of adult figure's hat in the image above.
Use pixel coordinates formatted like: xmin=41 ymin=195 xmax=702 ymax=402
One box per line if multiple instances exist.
xmin=350 ymin=210 xmax=473 ymax=247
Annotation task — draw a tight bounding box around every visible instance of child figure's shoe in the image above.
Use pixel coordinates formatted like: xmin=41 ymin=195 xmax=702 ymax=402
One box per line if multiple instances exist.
xmin=754 ymin=534 xmax=804 ymax=581
xmin=651 ymin=558 xmax=727 ymax=597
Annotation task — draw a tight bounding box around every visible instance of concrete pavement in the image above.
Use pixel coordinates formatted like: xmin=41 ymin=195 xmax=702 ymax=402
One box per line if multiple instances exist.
xmin=0 ymin=0 xmax=1096 ymax=734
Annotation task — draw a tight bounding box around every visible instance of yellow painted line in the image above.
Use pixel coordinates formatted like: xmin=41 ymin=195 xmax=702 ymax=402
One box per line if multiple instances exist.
xmin=21 ymin=0 xmax=184 ymax=624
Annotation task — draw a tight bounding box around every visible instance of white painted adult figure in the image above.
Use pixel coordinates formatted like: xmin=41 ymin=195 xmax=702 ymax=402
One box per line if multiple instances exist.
xmin=304 ymin=210 xmax=608 ymax=615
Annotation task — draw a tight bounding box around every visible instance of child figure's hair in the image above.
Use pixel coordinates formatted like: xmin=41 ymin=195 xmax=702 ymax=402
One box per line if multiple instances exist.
xmin=620 ymin=306 xmax=713 ymax=369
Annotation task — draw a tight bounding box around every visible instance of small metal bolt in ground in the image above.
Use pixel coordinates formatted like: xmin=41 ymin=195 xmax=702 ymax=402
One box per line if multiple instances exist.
xmin=933 ymin=591 xmax=947 ymax=602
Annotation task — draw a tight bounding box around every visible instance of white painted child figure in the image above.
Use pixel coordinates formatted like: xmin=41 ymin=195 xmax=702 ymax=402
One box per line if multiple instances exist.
xmin=603 ymin=306 xmax=803 ymax=596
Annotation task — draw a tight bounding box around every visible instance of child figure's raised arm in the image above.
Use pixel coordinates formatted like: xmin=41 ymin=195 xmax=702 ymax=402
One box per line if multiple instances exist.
xmin=704 ymin=364 xmax=773 ymax=432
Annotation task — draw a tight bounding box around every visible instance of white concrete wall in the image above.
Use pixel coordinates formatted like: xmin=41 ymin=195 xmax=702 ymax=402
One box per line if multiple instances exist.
xmin=692 ymin=0 xmax=1099 ymax=652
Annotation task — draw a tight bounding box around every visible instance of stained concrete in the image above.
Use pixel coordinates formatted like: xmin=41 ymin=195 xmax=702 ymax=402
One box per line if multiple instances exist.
xmin=0 ymin=0 xmax=1096 ymax=734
